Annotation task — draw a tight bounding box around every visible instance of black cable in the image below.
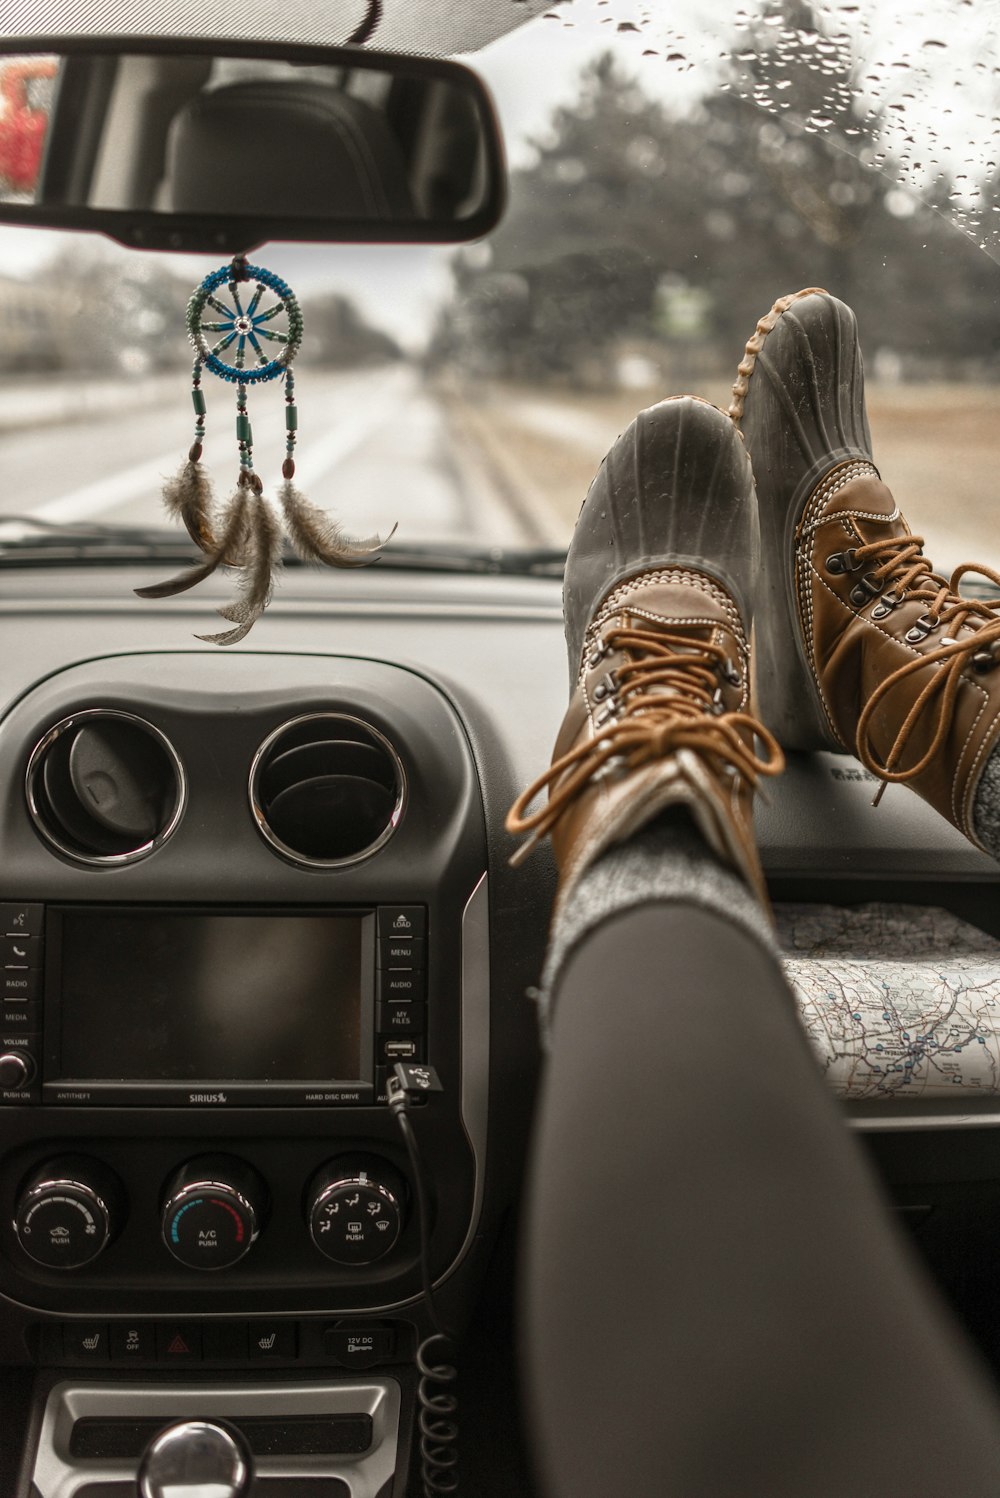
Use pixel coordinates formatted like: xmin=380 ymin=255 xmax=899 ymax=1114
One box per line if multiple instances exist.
xmin=390 ymin=1072 xmax=459 ymax=1497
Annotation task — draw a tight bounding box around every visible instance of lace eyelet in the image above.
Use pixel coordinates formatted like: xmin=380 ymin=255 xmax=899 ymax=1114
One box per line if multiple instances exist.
xmin=718 ymin=657 xmax=742 ymax=687
xmin=587 ymin=641 xmax=609 ymax=669
xmin=973 ymin=645 xmax=1000 ymax=675
xmin=870 ymin=590 xmax=901 ymax=621
xmin=826 ymin=549 xmax=860 ymax=575
xmin=849 ymin=572 xmax=885 ymax=607
xmin=592 ymin=671 xmax=617 ymax=703
xmin=905 ymin=613 xmax=941 ymax=644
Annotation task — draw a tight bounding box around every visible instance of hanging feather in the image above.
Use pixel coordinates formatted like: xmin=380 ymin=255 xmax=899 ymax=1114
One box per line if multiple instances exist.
xmin=161 ymin=458 xmax=219 ymax=553
xmin=136 ymin=256 xmax=396 ymax=644
xmin=197 ymin=495 xmax=284 ymax=647
xmin=135 ymin=487 xmax=252 ymax=602
xmin=278 ymin=480 xmax=396 ymax=568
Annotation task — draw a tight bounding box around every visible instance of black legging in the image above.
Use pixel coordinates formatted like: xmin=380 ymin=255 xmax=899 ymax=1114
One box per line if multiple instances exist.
xmin=523 ymin=903 xmax=1000 ymax=1497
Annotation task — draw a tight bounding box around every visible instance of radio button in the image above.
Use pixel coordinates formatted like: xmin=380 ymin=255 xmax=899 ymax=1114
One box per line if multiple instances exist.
xmin=1 ymin=935 xmax=40 ymax=969
xmin=2 ymin=969 xmax=40 ymax=1002
xmin=377 ymin=1001 xmax=426 ymax=1035
xmin=377 ymin=970 xmax=425 ymax=1002
xmin=377 ymin=906 xmax=426 ymax=939
xmin=0 ymin=904 xmax=43 ymax=938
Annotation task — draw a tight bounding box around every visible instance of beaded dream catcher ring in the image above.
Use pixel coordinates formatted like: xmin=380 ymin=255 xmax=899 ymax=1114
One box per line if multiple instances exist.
xmin=137 ymin=256 xmax=394 ymax=645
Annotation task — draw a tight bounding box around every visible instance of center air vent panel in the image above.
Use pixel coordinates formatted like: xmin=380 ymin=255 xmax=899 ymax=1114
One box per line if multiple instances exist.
xmin=250 ymin=713 xmax=405 ymax=867
xmin=25 ymin=710 xmax=185 ymax=865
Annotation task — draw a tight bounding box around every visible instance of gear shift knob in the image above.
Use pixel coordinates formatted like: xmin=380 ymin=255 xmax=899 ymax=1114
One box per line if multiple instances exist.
xmin=137 ymin=1419 xmax=253 ymax=1497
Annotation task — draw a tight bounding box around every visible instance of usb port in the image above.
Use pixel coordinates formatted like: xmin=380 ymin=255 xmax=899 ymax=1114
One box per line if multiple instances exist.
xmin=384 ymin=1041 xmax=417 ymax=1059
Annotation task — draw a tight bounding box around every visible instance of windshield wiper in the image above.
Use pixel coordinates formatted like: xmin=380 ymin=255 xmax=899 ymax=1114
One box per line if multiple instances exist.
xmin=0 ymin=519 xmax=566 ymax=578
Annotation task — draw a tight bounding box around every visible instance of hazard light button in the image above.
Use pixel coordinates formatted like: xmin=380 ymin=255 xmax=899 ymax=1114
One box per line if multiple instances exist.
xmin=155 ymin=1323 xmax=202 ymax=1363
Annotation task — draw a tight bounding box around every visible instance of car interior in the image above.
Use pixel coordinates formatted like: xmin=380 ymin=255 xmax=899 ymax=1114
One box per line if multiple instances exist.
xmin=1 ymin=0 xmax=1000 ymax=1493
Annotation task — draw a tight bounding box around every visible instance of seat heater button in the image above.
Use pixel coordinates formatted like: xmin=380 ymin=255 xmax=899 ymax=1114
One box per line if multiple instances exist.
xmin=64 ymin=1323 xmax=110 ymax=1361
xmin=248 ymin=1322 xmax=298 ymax=1360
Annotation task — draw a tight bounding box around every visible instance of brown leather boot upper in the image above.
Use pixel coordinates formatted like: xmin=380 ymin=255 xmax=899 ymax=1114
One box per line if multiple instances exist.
xmin=507 ymin=566 xmax=783 ymax=919
xmin=797 ymin=461 xmax=1000 ymax=844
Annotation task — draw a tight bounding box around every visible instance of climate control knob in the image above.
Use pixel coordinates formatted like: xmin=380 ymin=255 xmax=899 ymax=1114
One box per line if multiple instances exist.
xmin=14 ymin=1156 xmax=124 ymax=1270
xmin=161 ymin=1156 xmax=266 ymax=1271
xmin=306 ymin=1155 xmax=406 ymax=1265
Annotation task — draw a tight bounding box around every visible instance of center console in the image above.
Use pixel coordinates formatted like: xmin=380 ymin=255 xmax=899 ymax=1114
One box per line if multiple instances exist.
xmin=0 ymin=652 xmax=490 ymax=1495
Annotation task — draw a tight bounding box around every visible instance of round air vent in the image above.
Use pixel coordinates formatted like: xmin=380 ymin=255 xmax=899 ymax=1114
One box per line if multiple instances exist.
xmin=25 ymin=711 xmax=185 ymax=865
xmin=250 ymin=713 xmax=405 ymax=867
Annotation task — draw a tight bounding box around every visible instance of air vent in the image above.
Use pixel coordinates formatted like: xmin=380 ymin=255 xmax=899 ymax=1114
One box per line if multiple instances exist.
xmin=250 ymin=714 xmax=405 ymax=867
xmin=25 ymin=711 xmax=185 ymax=865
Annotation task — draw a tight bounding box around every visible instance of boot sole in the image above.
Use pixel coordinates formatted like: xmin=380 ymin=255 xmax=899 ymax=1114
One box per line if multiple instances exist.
xmin=730 ymin=290 xmax=875 ymax=752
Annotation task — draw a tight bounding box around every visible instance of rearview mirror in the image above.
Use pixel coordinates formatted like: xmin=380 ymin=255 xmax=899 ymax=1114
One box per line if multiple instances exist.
xmin=0 ymin=38 xmax=505 ymax=252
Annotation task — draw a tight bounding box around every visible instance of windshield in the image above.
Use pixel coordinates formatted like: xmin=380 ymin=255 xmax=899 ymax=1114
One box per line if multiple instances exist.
xmin=1 ymin=0 xmax=998 ymax=578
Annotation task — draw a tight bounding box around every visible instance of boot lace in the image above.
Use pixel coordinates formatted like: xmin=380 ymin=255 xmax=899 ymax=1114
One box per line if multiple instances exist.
xmin=849 ymin=538 xmax=1000 ymax=798
xmin=506 ymin=623 xmax=784 ymax=862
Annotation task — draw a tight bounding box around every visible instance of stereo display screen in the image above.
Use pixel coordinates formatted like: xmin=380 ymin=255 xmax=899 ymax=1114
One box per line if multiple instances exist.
xmin=51 ymin=909 xmax=370 ymax=1083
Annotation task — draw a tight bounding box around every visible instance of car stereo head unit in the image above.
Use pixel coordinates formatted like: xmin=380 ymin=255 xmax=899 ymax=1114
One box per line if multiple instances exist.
xmin=0 ymin=903 xmax=428 ymax=1107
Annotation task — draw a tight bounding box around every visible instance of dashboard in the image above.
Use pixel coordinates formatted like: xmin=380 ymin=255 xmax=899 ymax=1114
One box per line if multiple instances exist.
xmin=2 ymin=558 xmax=1000 ymax=1494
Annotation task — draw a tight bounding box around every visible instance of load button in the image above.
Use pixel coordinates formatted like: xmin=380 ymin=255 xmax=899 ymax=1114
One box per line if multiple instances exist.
xmin=377 ymin=906 xmax=426 ymax=939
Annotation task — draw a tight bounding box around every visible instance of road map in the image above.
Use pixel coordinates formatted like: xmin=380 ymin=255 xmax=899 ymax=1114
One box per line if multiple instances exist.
xmin=776 ymin=904 xmax=1000 ymax=1100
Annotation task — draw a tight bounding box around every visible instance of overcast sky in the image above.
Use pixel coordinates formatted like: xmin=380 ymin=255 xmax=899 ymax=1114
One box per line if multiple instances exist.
xmin=1 ymin=0 xmax=997 ymax=345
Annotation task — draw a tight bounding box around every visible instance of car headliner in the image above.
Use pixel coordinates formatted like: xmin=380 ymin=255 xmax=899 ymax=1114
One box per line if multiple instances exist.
xmin=0 ymin=0 xmax=548 ymax=55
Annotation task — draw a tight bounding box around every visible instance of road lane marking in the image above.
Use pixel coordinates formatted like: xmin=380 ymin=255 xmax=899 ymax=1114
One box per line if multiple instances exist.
xmin=28 ymin=452 xmax=185 ymax=525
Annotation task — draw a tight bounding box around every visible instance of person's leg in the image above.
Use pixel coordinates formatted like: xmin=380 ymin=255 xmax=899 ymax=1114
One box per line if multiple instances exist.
xmin=523 ymin=830 xmax=1000 ymax=1498
xmin=508 ymin=381 xmax=1000 ymax=1498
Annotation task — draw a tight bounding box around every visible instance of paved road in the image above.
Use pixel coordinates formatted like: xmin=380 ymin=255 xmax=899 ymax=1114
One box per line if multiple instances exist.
xmin=0 ymin=364 xmax=540 ymax=550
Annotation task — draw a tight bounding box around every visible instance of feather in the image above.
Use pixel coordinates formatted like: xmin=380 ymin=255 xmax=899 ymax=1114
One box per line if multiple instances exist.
xmin=278 ymin=480 xmax=396 ymax=568
xmin=196 ymin=496 xmax=284 ymax=646
xmin=162 ymin=460 xmax=219 ymax=552
xmin=135 ymin=488 xmax=251 ymax=600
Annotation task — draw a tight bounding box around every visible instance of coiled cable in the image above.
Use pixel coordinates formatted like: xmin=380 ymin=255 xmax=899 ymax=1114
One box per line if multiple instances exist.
xmin=390 ymin=1071 xmax=459 ymax=1496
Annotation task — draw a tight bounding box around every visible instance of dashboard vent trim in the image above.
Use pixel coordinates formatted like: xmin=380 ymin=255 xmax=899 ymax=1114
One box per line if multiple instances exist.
xmin=24 ymin=709 xmax=186 ymax=866
xmin=249 ymin=712 xmax=406 ymax=868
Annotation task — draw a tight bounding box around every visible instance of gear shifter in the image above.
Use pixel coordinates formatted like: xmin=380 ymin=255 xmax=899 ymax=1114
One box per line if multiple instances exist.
xmin=137 ymin=1419 xmax=253 ymax=1497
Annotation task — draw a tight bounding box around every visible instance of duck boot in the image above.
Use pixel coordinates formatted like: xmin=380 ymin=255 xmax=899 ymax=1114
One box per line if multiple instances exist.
xmin=505 ymin=396 xmax=783 ymax=918
xmin=731 ymin=288 xmax=1000 ymax=854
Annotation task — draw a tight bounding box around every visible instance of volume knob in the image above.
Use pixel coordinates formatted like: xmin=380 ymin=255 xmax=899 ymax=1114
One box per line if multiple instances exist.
xmin=0 ymin=1052 xmax=32 ymax=1090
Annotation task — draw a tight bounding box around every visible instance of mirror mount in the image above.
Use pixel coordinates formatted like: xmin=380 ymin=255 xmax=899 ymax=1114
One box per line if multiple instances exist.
xmin=0 ymin=35 xmax=506 ymax=252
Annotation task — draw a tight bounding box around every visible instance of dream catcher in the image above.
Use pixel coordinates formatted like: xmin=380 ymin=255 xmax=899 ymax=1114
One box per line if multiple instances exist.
xmin=137 ymin=256 xmax=393 ymax=645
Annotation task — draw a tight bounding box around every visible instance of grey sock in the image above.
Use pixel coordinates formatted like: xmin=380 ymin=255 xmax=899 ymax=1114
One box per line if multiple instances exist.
xmin=537 ymin=810 xmax=776 ymax=1040
xmin=972 ymin=737 xmax=1000 ymax=862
